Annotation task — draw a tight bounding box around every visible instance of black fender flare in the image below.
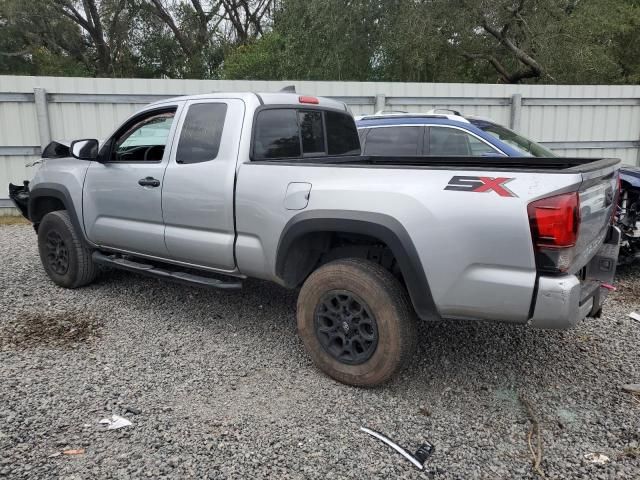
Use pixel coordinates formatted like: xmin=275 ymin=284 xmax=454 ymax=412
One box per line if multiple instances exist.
xmin=29 ymin=183 xmax=90 ymax=245
xmin=276 ymin=210 xmax=438 ymax=320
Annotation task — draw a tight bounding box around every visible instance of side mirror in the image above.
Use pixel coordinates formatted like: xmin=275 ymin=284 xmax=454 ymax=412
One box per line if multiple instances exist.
xmin=70 ymin=139 xmax=99 ymax=160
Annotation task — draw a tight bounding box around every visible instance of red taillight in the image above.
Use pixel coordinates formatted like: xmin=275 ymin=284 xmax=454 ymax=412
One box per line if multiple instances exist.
xmin=299 ymin=96 xmax=319 ymax=104
xmin=528 ymin=192 xmax=580 ymax=248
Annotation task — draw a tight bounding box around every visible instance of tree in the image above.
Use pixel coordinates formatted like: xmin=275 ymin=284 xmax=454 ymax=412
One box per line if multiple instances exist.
xmin=436 ymin=0 xmax=565 ymax=83
xmin=219 ymin=0 xmax=274 ymax=42
xmin=0 ymin=0 xmax=139 ymax=77
xmin=1 ymin=0 xmax=639 ymax=83
xmin=222 ymin=31 xmax=287 ymax=79
xmin=141 ymin=0 xmax=274 ymax=78
xmin=550 ymin=0 xmax=640 ymax=84
xmin=223 ymin=0 xmax=381 ymax=81
xmin=52 ymin=0 xmax=132 ymax=76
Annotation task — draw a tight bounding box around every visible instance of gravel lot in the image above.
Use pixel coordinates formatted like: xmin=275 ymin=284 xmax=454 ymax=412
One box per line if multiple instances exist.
xmin=1 ymin=223 xmax=639 ymax=479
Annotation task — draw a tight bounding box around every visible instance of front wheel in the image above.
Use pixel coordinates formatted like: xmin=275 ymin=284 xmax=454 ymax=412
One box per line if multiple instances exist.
xmin=37 ymin=210 xmax=98 ymax=288
xmin=297 ymin=258 xmax=417 ymax=386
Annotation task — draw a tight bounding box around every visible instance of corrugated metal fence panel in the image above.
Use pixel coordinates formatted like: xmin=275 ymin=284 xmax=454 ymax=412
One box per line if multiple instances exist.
xmin=1 ymin=76 xmax=639 ymax=203
xmin=551 ymin=148 xmax=637 ymax=165
xmin=0 ymin=101 xmax=39 ymax=147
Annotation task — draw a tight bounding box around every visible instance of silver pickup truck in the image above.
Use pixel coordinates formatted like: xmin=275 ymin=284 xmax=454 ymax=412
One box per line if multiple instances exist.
xmin=9 ymin=92 xmax=621 ymax=386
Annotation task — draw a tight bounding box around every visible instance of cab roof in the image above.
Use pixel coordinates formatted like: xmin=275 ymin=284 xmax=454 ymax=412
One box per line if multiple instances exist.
xmin=148 ymin=92 xmax=347 ymax=111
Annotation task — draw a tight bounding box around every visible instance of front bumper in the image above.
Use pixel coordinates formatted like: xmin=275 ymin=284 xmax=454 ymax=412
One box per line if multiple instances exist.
xmin=8 ymin=182 xmax=30 ymax=219
xmin=529 ymin=226 xmax=620 ymax=329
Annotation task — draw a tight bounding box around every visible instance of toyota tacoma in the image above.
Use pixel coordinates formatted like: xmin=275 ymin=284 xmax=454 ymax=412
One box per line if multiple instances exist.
xmin=9 ymin=92 xmax=621 ymax=386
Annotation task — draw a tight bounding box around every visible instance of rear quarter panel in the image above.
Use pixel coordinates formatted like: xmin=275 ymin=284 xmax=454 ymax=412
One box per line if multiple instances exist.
xmin=235 ymin=163 xmax=584 ymax=323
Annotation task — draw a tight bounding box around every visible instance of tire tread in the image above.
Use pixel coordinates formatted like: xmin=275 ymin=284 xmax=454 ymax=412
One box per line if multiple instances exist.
xmin=38 ymin=210 xmax=97 ymax=288
xmin=297 ymin=258 xmax=417 ymax=386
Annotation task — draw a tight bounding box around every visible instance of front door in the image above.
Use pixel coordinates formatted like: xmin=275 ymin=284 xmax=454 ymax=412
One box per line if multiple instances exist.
xmin=83 ymin=104 xmax=182 ymax=257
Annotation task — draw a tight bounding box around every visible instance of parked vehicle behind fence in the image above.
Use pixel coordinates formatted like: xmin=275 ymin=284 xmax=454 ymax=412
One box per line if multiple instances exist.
xmin=9 ymin=93 xmax=620 ymax=386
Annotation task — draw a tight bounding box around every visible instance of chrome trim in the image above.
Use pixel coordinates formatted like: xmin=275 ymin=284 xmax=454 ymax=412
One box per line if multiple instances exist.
xmin=360 ymin=426 xmax=424 ymax=470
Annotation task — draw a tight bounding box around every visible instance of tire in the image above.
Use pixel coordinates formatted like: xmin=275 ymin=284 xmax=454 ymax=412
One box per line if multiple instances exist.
xmin=37 ymin=210 xmax=98 ymax=288
xmin=297 ymin=258 xmax=417 ymax=386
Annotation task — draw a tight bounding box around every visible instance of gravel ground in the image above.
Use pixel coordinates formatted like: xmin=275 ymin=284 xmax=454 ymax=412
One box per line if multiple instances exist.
xmin=1 ymin=223 xmax=639 ymax=479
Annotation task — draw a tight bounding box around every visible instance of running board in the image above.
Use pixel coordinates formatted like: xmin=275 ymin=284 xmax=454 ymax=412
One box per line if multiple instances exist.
xmin=92 ymin=252 xmax=243 ymax=290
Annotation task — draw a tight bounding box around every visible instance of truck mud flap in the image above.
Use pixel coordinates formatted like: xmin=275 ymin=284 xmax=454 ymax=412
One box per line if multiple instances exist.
xmin=8 ymin=181 xmax=30 ymax=219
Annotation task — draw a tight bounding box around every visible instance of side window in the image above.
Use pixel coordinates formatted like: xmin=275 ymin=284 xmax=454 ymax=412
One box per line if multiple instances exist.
xmin=364 ymin=126 xmax=421 ymax=156
xmin=429 ymin=127 xmax=498 ymax=156
xmin=176 ymin=103 xmax=228 ymax=164
xmin=112 ymin=110 xmax=175 ymax=162
xmin=252 ymin=108 xmax=361 ymax=160
xmin=326 ymin=111 xmax=360 ymax=155
xmin=298 ymin=110 xmax=325 ymax=156
xmin=253 ymin=109 xmax=301 ymax=160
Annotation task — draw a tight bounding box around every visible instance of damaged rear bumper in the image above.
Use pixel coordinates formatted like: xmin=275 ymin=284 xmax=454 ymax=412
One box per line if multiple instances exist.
xmin=8 ymin=181 xmax=30 ymax=220
xmin=529 ymin=226 xmax=620 ymax=329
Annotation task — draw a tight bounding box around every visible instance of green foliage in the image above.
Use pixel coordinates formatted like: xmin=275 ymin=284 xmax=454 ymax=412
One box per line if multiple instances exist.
xmin=222 ymin=32 xmax=288 ymax=80
xmin=0 ymin=0 xmax=639 ymax=83
xmin=272 ymin=0 xmax=381 ymax=81
xmin=0 ymin=0 xmax=90 ymax=75
xmin=550 ymin=0 xmax=640 ymax=84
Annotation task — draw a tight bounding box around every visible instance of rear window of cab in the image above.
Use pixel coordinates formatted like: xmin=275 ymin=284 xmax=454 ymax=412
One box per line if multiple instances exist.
xmin=252 ymin=108 xmax=360 ymax=160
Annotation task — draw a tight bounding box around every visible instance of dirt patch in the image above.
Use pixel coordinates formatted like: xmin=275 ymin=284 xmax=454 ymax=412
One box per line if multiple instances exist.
xmin=0 ymin=216 xmax=29 ymax=226
xmin=0 ymin=310 xmax=102 ymax=350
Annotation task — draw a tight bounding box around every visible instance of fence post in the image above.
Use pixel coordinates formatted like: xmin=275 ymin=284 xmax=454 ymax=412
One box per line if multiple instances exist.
xmin=33 ymin=88 xmax=51 ymax=150
xmin=510 ymin=93 xmax=522 ymax=131
xmin=375 ymin=93 xmax=386 ymax=113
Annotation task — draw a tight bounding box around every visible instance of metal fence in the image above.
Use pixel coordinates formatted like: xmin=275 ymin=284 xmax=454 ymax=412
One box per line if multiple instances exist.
xmin=1 ymin=75 xmax=639 ymax=210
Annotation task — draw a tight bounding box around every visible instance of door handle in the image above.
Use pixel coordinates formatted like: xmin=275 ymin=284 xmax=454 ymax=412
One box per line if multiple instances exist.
xmin=138 ymin=177 xmax=160 ymax=187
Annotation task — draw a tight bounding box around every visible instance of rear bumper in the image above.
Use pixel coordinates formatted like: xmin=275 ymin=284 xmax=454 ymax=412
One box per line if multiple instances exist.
xmin=529 ymin=226 xmax=620 ymax=329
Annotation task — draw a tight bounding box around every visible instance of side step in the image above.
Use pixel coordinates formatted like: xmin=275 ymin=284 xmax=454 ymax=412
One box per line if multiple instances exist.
xmin=92 ymin=252 xmax=243 ymax=290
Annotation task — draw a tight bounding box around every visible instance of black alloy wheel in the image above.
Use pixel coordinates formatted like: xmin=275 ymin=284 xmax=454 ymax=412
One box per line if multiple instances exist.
xmin=45 ymin=230 xmax=69 ymax=275
xmin=313 ymin=290 xmax=379 ymax=365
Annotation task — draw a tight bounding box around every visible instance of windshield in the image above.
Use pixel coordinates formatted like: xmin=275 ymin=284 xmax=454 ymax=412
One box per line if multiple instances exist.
xmin=470 ymin=120 xmax=556 ymax=157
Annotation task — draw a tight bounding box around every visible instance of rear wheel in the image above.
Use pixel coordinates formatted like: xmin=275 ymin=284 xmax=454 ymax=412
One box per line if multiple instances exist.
xmin=297 ymin=258 xmax=417 ymax=386
xmin=37 ymin=211 xmax=97 ymax=288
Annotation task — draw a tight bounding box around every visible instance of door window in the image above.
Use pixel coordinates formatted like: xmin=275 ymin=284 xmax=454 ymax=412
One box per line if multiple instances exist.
xmin=429 ymin=127 xmax=498 ymax=156
xmin=364 ymin=126 xmax=421 ymax=156
xmin=112 ymin=110 xmax=176 ymax=162
xmin=176 ymin=103 xmax=228 ymax=164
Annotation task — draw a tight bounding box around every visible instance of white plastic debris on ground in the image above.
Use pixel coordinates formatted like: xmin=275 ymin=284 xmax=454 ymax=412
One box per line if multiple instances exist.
xmin=99 ymin=414 xmax=133 ymax=430
xmin=584 ymin=453 xmax=610 ymax=464
xmin=628 ymin=312 xmax=640 ymax=322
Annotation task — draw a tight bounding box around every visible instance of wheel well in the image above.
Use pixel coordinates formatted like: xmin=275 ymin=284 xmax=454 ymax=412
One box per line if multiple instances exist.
xmin=30 ymin=196 xmax=65 ymax=224
xmin=278 ymin=231 xmax=402 ymax=288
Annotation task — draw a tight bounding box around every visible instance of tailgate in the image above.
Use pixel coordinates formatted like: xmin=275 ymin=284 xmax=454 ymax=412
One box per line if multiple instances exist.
xmin=569 ymin=163 xmax=620 ymax=274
